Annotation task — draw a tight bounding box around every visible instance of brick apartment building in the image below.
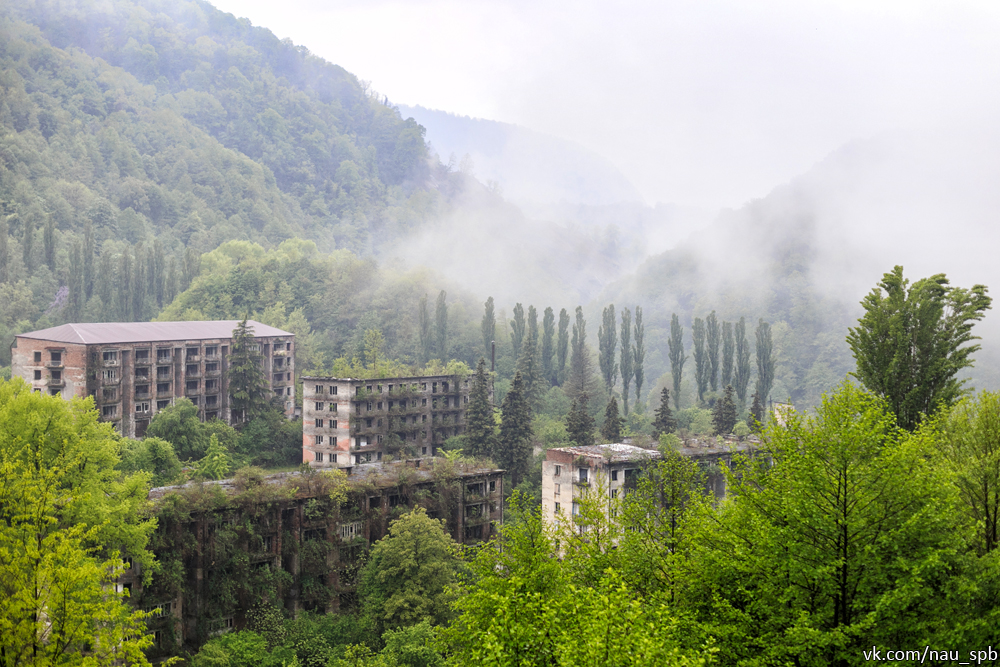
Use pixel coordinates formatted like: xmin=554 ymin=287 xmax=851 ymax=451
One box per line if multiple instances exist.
xmin=11 ymin=321 xmax=294 ymax=437
xmin=302 ymin=373 xmax=473 ymax=467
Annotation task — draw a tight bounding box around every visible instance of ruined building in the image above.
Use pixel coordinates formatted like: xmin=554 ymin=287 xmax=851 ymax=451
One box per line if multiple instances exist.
xmin=11 ymin=321 xmax=294 ymax=437
xmin=125 ymin=460 xmax=503 ymax=652
xmin=302 ymin=374 xmax=472 ymax=467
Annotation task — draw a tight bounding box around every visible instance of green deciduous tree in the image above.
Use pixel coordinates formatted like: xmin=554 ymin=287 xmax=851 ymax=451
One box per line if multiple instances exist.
xmin=118 ymin=436 xmax=182 ymax=487
xmin=434 ymin=290 xmax=448 ymax=360
xmin=598 ymin=304 xmax=618 ymax=394
xmin=634 ymin=306 xmax=645 ymax=406
xmin=721 ymin=320 xmax=734 ymax=388
xmin=556 ymin=308 xmax=570 ymax=384
xmin=566 ymin=393 xmax=595 ymax=447
xmin=754 ymin=318 xmax=775 ymax=406
xmin=600 ymin=396 xmax=624 ymax=443
xmin=359 ymin=508 xmax=459 ymax=636
xmin=228 ymin=319 xmax=268 ymax=425
xmin=711 ymin=385 xmax=737 ymax=435
xmin=498 ymin=371 xmax=533 ymax=486
xmin=620 ymin=307 xmax=634 ymax=415
xmin=481 ymin=296 xmax=496 ymax=361
xmin=706 ymin=312 xmax=720 ymax=392
xmin=749 ymin=391 xmax=764 ymax=431
xmin=668 ymin=314 xmax=686 ymax=411
xmin=147 ymin=397 xmax=210 ymax=460
xmin=566 ymin=306 xmax=597 ymax=404
xmin=847 ymin=265 xmax=992 ymax=430
xmin=419 ymin=294 xmax=432 ymax=364
xmin=516 ymin=306 xmax=542 ymax=408
xmin=510 ymin=303 xmax=525 ymax=359
xmin=692 ymin=317 xmax=707 ymax=404
xmin=734 ymin=317 xmax=751 ymax=411
xmin=541 ymin=306 xmax=555 ymax=386
xmin=197 ymin=434 xmax=232 ymax=481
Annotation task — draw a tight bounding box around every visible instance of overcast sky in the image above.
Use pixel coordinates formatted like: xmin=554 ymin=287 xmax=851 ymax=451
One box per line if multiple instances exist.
xmin=209 ymin=0 xmax=1000 ymax=209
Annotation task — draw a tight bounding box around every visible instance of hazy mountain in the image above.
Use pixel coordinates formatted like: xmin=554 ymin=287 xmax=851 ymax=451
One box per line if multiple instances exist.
xmin=398 ymin=105 xmax=645 ymax=207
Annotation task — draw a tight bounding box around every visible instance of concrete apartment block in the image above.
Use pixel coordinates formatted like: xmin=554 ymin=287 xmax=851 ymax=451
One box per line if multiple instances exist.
xmin=11 ymin=320 xmax=294 ymax=437
xmin=302 ymin=374 xmax=472 ymax=467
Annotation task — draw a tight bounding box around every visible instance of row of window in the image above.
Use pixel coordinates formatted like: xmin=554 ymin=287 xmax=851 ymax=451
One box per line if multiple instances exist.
xmin=314 ymin=419 xmax=339 ymax=429
xmin=33 ymin=350 xmax=62 ymax=364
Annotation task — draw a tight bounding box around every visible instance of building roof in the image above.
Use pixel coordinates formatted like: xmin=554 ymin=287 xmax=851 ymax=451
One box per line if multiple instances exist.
xmin=550 ymin=443 xmax=663 ymax=463
xmin=16 ymin=320 xmax=292 ymax=345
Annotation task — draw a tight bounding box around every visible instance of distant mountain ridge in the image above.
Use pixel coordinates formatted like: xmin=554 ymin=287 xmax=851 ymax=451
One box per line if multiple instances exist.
xmin=398 ymin=105 xmax=644 ymax=207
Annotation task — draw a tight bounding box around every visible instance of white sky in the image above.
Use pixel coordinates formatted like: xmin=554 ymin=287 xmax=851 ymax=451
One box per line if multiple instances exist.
xmin=208 ymin=0 xmax=1000 ymax=209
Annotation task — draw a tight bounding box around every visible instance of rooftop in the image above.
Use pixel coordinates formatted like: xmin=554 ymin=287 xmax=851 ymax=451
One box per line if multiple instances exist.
xmin=16 ymin=320 xmax=292 ymax=345
xmin=550 ymin=443 xmax=663 ymax=463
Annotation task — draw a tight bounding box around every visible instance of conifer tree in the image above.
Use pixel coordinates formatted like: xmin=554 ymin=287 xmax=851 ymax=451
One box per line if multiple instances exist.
xmin=418 ymin=294 xmax=431 ymax=363
xmin=556 ymin=308 xmax=570 ymax=383
xmin=722 ymin=320 xmax=734 ymax=387
xmin=619 ymin=307 xmax=633 ymax=415
xmin=634 ymin=306 xmax=645 ymax=406
xmin=131 ymin=243 xmax=146 ymax=321
xmin=566 ymin=393 xmax=595 ymax=447
xmin=652 ymin=387 xmax=677 ymax=438
xmin=498 ymin=371 xmax=533 ymax=486
xmin=749 ymin=391 xmax=765 ymax=432
xmin=228 ymin=319 xmax=267 ymax=425
xmin=755 ymin=319 xmax=775 ymax=406
xmin=435 ymin=290 xmax=448 ymax=360
xmin=734 ymin=317 xmax=752 ymax=411
xmin=510 ymin=303 xmax=525 ymax=359
xmin=598 ymin=304 xmax=618 ymax=394
xmin=668 ymin=313 xmax=686 ymax=411
xmin=693 ymin=317 xmax=708 ymax=404
xmin=0 ymin=216 xmax=8 ymax=284
xmin=707 ymin=311 xmax=720 ymax=391
xmin=600 ymin=396 xmax=624 ymax=443
xmin=183 ymin=247 xmax=200 ymax=290
xmin=465 ymin=358 xmax=497 ymax=459
xmin=516 ymin=306 xmax=542 ymax=406
xmin=481 ymin=296 xmax=496 ymax=361
xmin=712 ymin=385 xmax=738 ymax=435
xmin=541 ymin=306 xmax=555 ymax=385
xmin=83 ymin=220 xmax=94 ymax=299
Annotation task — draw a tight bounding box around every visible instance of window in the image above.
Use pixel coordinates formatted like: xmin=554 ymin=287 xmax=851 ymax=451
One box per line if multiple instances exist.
xmin=274 ymin=357 xmax=284 ymax=368
xmin=421 ymin=446 xmax=427 ymax=455
xmin=421 ymin=415 xmax=427 ymax=423
xmin=316 ymin=419 xmax=324 ymax=428
xmin=331 ymin=420 xmax=338 ymax=429
xmin=555 ymin=483 xmax=561 ymax=496
xmin=49 ymin=388 xmax=60 ymax=396
xmin=157 ymin=367 xmax=170 ymax=379
xmin=366 ymin=402 xmax=373 ymax=411
xmin=135 ymin=367 xmax=149 ymax=378
xmin=186 ymin=380 xmax=199 ymax=391
xmin=388 ymin=384 xmax=394 ymax=393
xmin=331 ymin=453 xmax=337 ymax=463
xmin=315 ymin=402 xmax=324 ymax=411
xmin=186 ymin=364 xmax=198 ymax=375
xmin=315 ymin=385 xmax=325 ymax=393
xmin=377 ymin=401 xmax=382 ymax=410
xmin=136 ymin=384 xmax=149 ymax=395
xmin=186 ymin=347 xmax=199 ymax=359
xmin=136 ymin=349 xmax=150 ymax=361
xmin=490 ymin=480 xmax=496 ymax=492
xmin=157 ymin=349 xmax=171 ymax=361
xmin=102 ymin=405 xmax=117 ymax=418
xmin=157 ymin=400 xmax=170 ymax=410
xmin=366 ymin=418 xmax=373 ymax=428
xmin=611 ymin=470 xmax=618 ymax=481
xmin=554 ymin=465 xmax=561 ymax=477
xmin=206 ymin=395 xmax=218 ymax=406
xmin=367 ymin=385 xmax=373 ymax=393
xmin=157 ymin=382 xmax=170 ymax=393
xmin=205 ymin=346 xmax=217 ymax=357
xmin=103 ymin=350 xmax=118 ymax=363
xmin=102 ymin=369 xmax=117 ymax=381
xmin=421 ymin=383 xmax=427 ymax=390
xmin=377 ymin=419 xmax=382 ymax=427
xmin=572 ymin=502 xmax=580 ymax=515
xmin=205 ymin=379 xmax=217 ymax=391
xmin=377 ymin=384 xmax=382 ymax=393
xmin=555 ymin=502 xmax=561 ymax=513
xmin=432 ymin=382 xmax=438 ymax=393
xmin=206 ymin=411 xmax=218 ymax=420
xmin=316 ymin=451 xmax=324 ymax=462
xmin=422 ymin=398 xmax=427 ymax=406
xmin=388 ymin=400 xmax=394 ymax=409
xmin=464 ymin=396 xmax=468 ymax=404
xmin=579 ymin=468 xmax=589 ymax=483
xmin=189 ymin=396 xmax=199 ymax=406
xmin=50 ymin=351 xmax=61 ymax=363
xmin=103 ymin=388 xmax=117 ymax=400
xmin=273 ymin=373 xmax=284 ymax=383
xmin=611 ymin=489 xmax=618 ymax=498
xmin=443 ymin=382 xmax=449 ymax=392
xmin=33 ymin=370 xmax=41 ymax=380
xmin=330 ymin=386 xmax=337 ymax=395
xmin=205 ymin=362 xmax=218 ymax=372
xmin=33 ymin=351 xmax=41 ymax=363
xmin=262 ymin=535 xmax=273 ymax=552
xmin=135 ymin=402 xmax=150 ymax=413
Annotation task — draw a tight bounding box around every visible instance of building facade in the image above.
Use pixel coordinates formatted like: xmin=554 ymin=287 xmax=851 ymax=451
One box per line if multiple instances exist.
xmin=541 ymin=443 xmax=662 ymax=529
xmin=302 ymin=374 xmax=473 ymax=467
xmin=11 ymin=321 xmax=294 ymax=437
xmin=130 ymin=461 xmax=503 ymax=651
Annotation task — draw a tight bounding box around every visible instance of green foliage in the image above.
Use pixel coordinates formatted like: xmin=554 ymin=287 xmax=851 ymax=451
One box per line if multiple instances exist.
xmin=668 ymin=313 xmax=686 ymax=410
xmin=541 ymin=306 xmax=555 ymax=386
xmin=598 ymin=303 xmax=619 ymax=394
xmin=481 ymin=297 xmax=496 ymax=362
xmin=434 ymin=291 xmax=448 ymax=361
xmin=733 ymin=317 xmax=751 ymax=411
xmin=732 ymin=420 xmax=751 ymax=440
xmin=229 ymin=319 xmax=268 ymax=424
xmin=464 ymin=358 xmax=497 ymax=459
xmin=556 ymin=308 xmax=570 ymax=384
xmin=692 ymin=316 xmax=707 ymax=404
xmin=566 ymin=393 xmax=595 ymax=447
xmin=498 ymin=371 xmax=533 ymax=486
xmin=565 ymin=306 xmax=597 ymax=403
xmin=147 ymin=397 xmax=209 ymax=461
xmin=711 ymin=385 xmax=737 ymax=435
xmin=119 ymin=435 xmax=183 ymax=487
xmin=515 ymin=305 xmax=542 ymax=408
xmin=847 ymin=265 xmax=992 ymax=430
xmin=754 ymin=318 xmax=775 ymax=405
xmin=197 ymin=434 xmax=232 ymax=481
xmin=721 ymin=320 xmax=734 ymax=387
xmin=510 ymin=303 xmax=525 ymax=359
xmin=600 ymin=396 xmax=624 ymax=443
xmin=620 ymin=306 xmax=634 ymax=415
xmin=633 ymin=306 xmax=645 ymax=405
xmin=706 ymin=311 xmax=720 ymax=392
xmin=359 ymin=508 xmax=459 ymax=636
xmin=676 ymin=408 xmax=714 ymax=436
xmin=652 ymin=387 xmax=678 ymax=438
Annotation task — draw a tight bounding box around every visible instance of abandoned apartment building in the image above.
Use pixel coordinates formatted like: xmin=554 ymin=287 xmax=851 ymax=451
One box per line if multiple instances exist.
xmin=10 ymin=320 xmax=295 ymax=437
xmin=302 ymin=374 xmax=473 ymax=467
xmin=542 ymin=439 xmax=757 ymax=529
xmin=128 ymin=461 xmax=503 ymax=650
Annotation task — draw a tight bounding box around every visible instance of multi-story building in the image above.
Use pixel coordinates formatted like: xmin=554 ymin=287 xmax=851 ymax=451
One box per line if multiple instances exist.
xmin=302 ymin=374 xmax=473 ymax=467
xmin=541 ymin=443 xmax=662 ymax=529
xmin=11 ymin=320 xmax=294 ymax=437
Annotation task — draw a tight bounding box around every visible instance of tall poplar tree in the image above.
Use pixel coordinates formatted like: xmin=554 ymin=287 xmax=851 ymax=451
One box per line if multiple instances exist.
xmin=734 ymin=317 xmax=751 ymax=411
xmin=541 ymin=306 xmax=555 ymax=385
xmin=707 ymin=311 xmax=720 ymax=391
xmin=435 ymin=290 xmax=448 ymax=360
xmin=83 ymin=220 xmax=94 ymax=299
xmin=165 ymin=257 xmax=178 ymax=306
xmin=98 ymin=252 xmax=114 ymax=320
xmin=481 ymin=296 xmax=496 ymax=361
xmin=619 ymin=307 xmax=633 ymax=415
xmin=510 ymin=303 xmax=525 ymax=359
xmin=183 ymin=247 xmax=200 ymax=289
xmin=634 ymin=306 xmax=645 ymax=406
xmin=0 ymin=217 xmax=8 ymax=284
xmin=755 ymin=318 xmax=775 ymax=407
xmin=465 ymin=358 xmax=497 ymax=459
xmin=556 ymin=308 xmax=570 ymax=384
xmin=598 ymin=304 xmax=618 ymax=394
xmin=516 ymin=306 xmax=542 ymax=407
xmin=418 ymin=294 xmax=431 ymax=363
xmin=43 ymin=215 xmax=55 ymax=271
xmin=131 ymin=242 xmax=145 ymax=321
xmin=152 ymin=239 xmax=165 ymax=307
xmin=693 ymin=317 xmax=708 ymax=404
xmin=498 ymin=371 xmax=533 ymax=486
xmin=722 ymin=320 xmax=734 ymax=387
xmin=228 ymin=319 xmax=267 ymax=425
xmin=67 ymin=240 xmax=83 ymax=321
xmin=116 ymin=249 xmax=133 ymax=321
xmin=668 ymin=313 xmax=686 ymax=411
xmin=21 ymin=211 xmax=33 ymax=270
xmin=566 ymin=306 xmax=596 ymax=403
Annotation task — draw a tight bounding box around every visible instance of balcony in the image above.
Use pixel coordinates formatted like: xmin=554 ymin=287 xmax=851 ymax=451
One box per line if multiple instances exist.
xmin=204 ymin=367 xmax=221 ymax=377
xmin=45 ymin=360 xmax=64 ymax=369
xmin=186 ymin=369 xmax=202 ymax=379
xmin=47 ymin=377 xmax=65 ymax=388
xmin=135 ymin=390 xmax=151 ymax=400
xmin=135 ymin=356 xmax=152 ymax=366
xmin=157 ymin=387 xmax=173 ymax=397
xmin=185 ymin=386 xmax=201 ymax=397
